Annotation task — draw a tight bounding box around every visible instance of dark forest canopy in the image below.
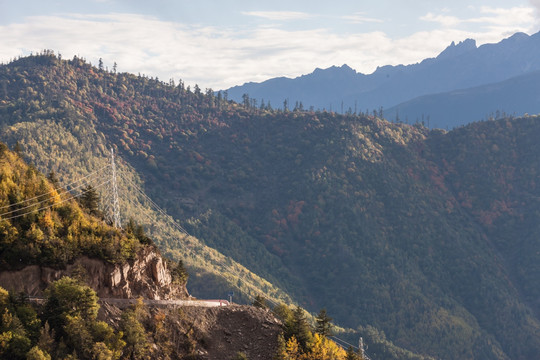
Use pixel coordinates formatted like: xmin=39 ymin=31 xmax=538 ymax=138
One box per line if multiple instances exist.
xmin=1 ymin=53 xmax=540 ymax=360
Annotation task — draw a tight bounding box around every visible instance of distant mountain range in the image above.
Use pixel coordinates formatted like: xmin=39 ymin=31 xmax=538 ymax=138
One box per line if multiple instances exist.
xmin=386 ymin=70 xmax=540 ymax=128
xmin=225 ymin=31 xmax=540 ymax=128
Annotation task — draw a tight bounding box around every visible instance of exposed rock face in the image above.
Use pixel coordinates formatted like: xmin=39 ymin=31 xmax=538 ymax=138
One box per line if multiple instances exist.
xmin=0 ymin=246 xmax=188 ymax=300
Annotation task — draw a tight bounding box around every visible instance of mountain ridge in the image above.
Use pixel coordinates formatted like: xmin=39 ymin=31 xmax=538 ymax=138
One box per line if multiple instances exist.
xmin=435 ymin=38 xmax=477 ymax=60
xmin=225 ymin=30 xmax=540 ymax=126
xmin=386 ymin=69 xmax=540 ymax=128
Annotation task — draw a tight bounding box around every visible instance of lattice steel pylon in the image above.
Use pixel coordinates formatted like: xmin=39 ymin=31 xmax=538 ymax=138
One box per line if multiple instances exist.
xmin=108 ymin=148 xmax=122 ymax=228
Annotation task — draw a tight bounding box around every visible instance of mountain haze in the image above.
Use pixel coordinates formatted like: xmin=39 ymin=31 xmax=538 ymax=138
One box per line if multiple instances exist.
xmin=225 ymin=31 xmax=540 ymax=128
xmin=1 ymin=54 xmax=540 ymax=359
xmin=387 ymin=69 xmax=540 ymax=128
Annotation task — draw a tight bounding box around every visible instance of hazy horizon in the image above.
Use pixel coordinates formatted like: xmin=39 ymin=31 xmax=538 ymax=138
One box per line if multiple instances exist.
xmin=2 ymin=0 xmax=540 ymax=89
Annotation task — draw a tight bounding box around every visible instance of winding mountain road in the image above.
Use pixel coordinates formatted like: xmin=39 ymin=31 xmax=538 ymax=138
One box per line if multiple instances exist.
xmin=101 ymin=298 xmax=230 ymax=307
xmin=28 ymin=296 xmax=230 ymax=308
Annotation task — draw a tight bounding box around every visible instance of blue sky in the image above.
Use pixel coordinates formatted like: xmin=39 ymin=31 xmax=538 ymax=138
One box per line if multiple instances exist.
xmin=1 ymin=0 xmax=539 ymax=89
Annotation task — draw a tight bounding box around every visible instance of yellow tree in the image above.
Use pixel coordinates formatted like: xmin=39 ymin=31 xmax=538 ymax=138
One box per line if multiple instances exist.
xmin=285 ymin=336 xmax=303 ymax=360
xmin=308 ymin=333 xmax=346 ymax=360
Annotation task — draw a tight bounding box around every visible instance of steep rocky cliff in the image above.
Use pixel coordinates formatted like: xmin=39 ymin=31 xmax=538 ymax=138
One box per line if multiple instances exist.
xmin=0 ymin=246 xmax=188 ymax=300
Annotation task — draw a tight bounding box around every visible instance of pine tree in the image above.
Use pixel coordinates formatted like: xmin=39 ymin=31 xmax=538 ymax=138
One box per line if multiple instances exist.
xmin=291 ymin=306 xmax=313 ymax=351
xmin=126 ymin=218 xmax=152 ymax=245
xmin=47 ymin=171 xmax=60 ymax=189
xmin=79 ymin=185 xmax=101 ymax=217
xmin=315 ymin=308 xmax=333 ymax=337
xmin=172 ymin=259 xmax=188 ymax=284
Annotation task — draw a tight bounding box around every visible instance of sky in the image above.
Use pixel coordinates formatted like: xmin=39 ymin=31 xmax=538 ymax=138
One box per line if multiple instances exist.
xmin=1 ymin=0 xmax=540 ymax=89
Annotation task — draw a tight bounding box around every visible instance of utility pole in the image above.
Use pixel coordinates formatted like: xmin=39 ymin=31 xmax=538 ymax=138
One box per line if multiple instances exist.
xmin=109 ymin=148 xmax=121 ymax=228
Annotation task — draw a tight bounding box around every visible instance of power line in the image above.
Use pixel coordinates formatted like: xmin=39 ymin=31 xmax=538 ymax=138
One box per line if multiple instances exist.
xmin=120 ymin=181 xmax=263 ymax=301
xmin=116 ymin=169 xmax=368 ymax=356
xmin=330 ymin=335 xmax=359 ymax=350
xmin=330 ymin=336 xmax=352 ymax=350
xmin=3 ymin=150 xmax=363 ymax=353
xmin=330 ymin=335 xmax=372 ymax=360
xmin=119 ymin=169 xmax=364 ymax=354
xmin=0 ymin=164 xmax=111 ymax=211
xmin=126 ymin=182 xmax=187 ymax=234
xmin=120 ymin=173 xmax=290 ymax=305
xmin=121 ymin=175 xmax=188 ymax=234
xmin=122 ymin=178 xmax=259 ymax=296
xmin=0 ymin=178 xmax=111 ymax=221
xmin=58 ymin=164 xmax=112 ymax=190
xmin=0 ymin=169 xmax=110 ymax=217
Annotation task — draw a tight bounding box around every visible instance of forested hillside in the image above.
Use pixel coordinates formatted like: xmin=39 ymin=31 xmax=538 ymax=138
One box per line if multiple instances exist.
xmin=0 ymin=143 xmax=342 ymax=360
xmin=0 ymin=144 xmax=187 ymax=359
xmin=0 ymin=53 xmax=295 ymax=308
xmin=1 ymin=53 xmax=540 ymax=360
xmin=0 ymin=141 xmax=153 ymax=270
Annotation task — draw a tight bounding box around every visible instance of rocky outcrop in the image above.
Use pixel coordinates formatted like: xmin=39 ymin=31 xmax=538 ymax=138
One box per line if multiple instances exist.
xmin=0 ymin=246 xmax=188 ymax=300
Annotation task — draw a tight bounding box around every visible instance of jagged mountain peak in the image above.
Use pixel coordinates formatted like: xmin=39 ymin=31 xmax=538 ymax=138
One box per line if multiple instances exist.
xmin=225 ymin=30 xmax=540 ymax=127
xmin=309 ymin=64 xmax=358 ymax=80
xmin=437 ymin=38 xmax=477 ymax=59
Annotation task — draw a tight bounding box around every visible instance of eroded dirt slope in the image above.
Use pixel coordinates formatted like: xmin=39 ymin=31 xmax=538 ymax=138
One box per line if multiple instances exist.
xmin=99 ymin=302 xmax=282 ymax=359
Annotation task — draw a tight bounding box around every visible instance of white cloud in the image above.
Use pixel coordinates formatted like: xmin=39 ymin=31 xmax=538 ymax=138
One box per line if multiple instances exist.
xmin=241 ymin=11 xmax=313 ymax=21
xmin=0 ymin=9 xmax=537 ymax=90
xmin=420 ymin=12 xmax=461 ymax=27
xmin=421 ymin=6 xmax=535 ymax=30
xmin=475 ymin=6 xmax=535 ymax=25
xmin=341 ymin=12 xmax=383 ymax=24
xmin=529 ymin=0 xmax=540 ymax=30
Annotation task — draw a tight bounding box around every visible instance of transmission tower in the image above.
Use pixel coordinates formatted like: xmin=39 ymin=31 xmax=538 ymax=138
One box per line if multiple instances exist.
xmin=108 ymin=148 xmax=121 ymax=228
xmin=359 ymin=337 xmax=366 ymax=360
